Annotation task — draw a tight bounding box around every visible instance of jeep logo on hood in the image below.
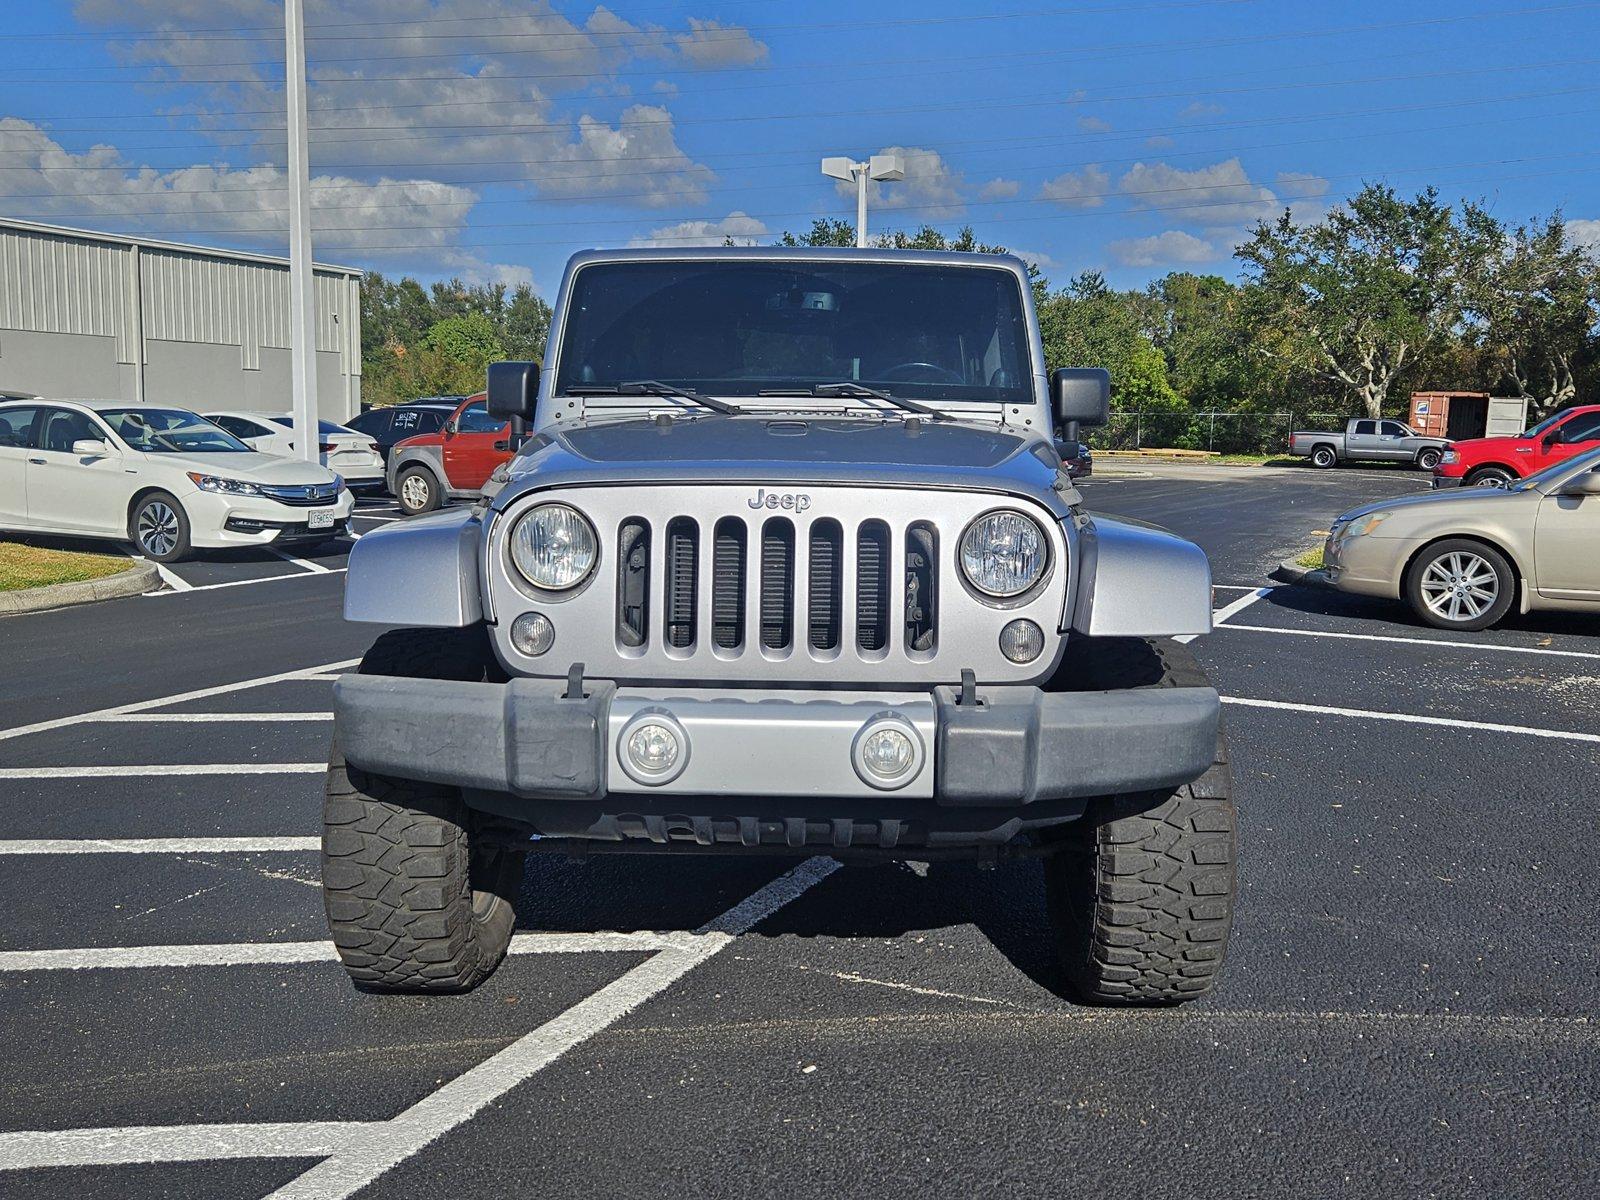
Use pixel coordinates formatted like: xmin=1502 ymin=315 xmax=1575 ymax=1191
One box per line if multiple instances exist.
xmin=748 ymin=488 xmax=811 ymax=513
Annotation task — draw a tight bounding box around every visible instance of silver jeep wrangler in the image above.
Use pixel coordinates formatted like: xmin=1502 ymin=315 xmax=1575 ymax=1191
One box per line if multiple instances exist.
xmin=324 ymin=247 xmax=1234 ymax=1004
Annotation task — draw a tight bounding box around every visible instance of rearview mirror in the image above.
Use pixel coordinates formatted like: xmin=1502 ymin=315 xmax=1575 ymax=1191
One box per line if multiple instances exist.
xmin=1050 ymin=367 xmax=1110 ymax=430
xmin=1560 ymin=468 xmax=1600 ymax=496
xmin=71 ymin=438 xmax=113 ymax=458
xmin=487 ymin=360 xmax=540 ymax=423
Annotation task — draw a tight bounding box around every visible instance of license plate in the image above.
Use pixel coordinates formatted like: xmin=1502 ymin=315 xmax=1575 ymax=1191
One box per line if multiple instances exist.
xmin=308 ymin=509 xmax=335 ymax=531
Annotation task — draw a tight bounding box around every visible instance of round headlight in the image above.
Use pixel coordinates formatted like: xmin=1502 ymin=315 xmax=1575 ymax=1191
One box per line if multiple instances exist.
xmin=960 ymin=510 xmax=1047 ymax=598
xmin=510 ymin=503 xmax=597 ymax=590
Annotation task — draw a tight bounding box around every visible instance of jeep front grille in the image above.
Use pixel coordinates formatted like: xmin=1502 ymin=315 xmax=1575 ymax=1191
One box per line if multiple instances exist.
xmin=490 ymin=484 xmax=1069 ymax=685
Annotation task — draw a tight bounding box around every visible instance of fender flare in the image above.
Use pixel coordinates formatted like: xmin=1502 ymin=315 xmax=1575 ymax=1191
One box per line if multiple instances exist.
xmin=344 ymin=507 xmax=484 ymax=626
xmin=1071 ymin=515 xmax=1214 ymax=638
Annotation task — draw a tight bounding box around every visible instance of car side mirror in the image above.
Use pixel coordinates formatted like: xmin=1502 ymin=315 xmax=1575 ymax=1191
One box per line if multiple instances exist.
xmin=1050 ymin=367 xmax=1110 ymax=430
xmin=1560 ymin=468 xmax=1600 ymax=496
xmin=487 ymin=360 xmax=540 ymax=423
xmin=71 ymin=438 xmax=113 ymax=458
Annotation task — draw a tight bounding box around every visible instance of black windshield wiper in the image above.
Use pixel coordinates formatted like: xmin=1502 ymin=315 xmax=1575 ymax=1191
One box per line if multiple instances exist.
xmin=563 ymin=380 xmax=742 ymax=415
xmin=810 ymin=382 xmax=952 ymax=422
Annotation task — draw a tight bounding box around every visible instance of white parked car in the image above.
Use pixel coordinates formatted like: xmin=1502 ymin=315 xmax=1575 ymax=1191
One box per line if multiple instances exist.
xmin=0 ymin=399 xmax=355 ymax=562
xmin=202 ymin=410 xmax=386 ymax=492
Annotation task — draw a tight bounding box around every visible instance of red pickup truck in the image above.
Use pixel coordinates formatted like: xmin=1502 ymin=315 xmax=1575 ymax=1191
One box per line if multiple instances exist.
xmin=385 ymin=392 xmax=514 ymax=515
xmin=1434 ymin=404 xmax=1600 ymax=488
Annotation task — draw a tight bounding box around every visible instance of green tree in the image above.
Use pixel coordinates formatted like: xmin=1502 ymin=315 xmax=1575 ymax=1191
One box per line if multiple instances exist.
xmin=1037 ymin=272 xmax=1182 ymax=411
xmin=1235 ymin=184 xmax=1492 ymax=419
xmin=503 ymin=284 xmax=554 ymax=362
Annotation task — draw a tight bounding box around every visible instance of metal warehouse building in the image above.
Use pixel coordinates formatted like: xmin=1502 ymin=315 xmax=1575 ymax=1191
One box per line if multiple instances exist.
xmin=0 ymin=218 xmax=362 ymax=420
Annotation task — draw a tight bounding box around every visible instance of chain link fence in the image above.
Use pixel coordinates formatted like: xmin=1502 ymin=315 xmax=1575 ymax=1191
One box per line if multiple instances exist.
xmin=1088 ymin=411 xmax=1364 ymax=456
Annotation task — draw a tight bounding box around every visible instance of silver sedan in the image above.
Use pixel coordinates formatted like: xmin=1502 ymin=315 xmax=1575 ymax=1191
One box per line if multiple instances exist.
xmin=1323 ymin=446 xmax=1600 ymax=631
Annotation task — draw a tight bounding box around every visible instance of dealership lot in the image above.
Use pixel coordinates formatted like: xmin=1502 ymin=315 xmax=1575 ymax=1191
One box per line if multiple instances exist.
xmin=1 ymin=465 xmax=1596 ymax=1199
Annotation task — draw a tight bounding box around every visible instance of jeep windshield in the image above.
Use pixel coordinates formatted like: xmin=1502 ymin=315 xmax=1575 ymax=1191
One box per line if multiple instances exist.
xmin=553 ymin=260 xmax=1034 ymax=405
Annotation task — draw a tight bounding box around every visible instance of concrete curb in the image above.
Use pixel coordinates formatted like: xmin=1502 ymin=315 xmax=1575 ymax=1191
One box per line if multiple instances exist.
xmin=1272 ymin=558 xmax=1332 ymax=588
xmin=0 ymin=562 xmax=161 ymax=616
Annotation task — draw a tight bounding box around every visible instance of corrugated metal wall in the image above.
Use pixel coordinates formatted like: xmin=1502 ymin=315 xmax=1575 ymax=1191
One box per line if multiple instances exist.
xmin=0 ymin=225 xmax=135 ymax=362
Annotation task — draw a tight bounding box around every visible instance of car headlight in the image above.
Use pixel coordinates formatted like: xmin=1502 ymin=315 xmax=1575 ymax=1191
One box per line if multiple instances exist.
xmin=333 ymin=474 xmax=345 ymax=492
xmin=510 ymin=503 xmax=598 ymax=590
xmin=959 ymin=509 xmax=1047 ymax=598
xmin=187 ymin=472 xmax=262 ymax=496
xmin=1347 ymin=512 xmax=1392 ymax=538
xmin=1442 ymin=449 xmax=1459 ymax=464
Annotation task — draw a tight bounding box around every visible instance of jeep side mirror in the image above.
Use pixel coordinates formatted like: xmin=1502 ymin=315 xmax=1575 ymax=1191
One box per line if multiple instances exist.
xmin=487 ymin=360 xmax=540 ymax=423
xmin=1050 ymin=367 xmax=1110 ymax=430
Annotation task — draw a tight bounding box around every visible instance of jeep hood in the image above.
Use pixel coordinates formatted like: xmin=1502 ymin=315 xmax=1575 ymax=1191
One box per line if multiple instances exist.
xmin=501 ymin=414 xmax=1067 ymax=505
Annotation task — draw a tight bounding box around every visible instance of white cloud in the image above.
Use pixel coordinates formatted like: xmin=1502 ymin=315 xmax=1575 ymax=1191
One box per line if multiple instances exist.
xmin=1569 ymin=218 xmax=1600 ymax=252
xmin=1039 ymin=164 xmax=1110 ymax=209
xmin=1179 ymin=101 xmax=1225 ymax=120
xmin=1145 ymin=135 xmax=1176 ymax=150
xmin=628 ymin=210 xmax=767 ymax=247
xmin=835 ymin=146 xmax=964 ymax=214
xmin=1118 ymin=157 xmax=1281 ymax=225
xmin=1076 ymin=116 xmax=1113 ymax=133
xmin=1005 ymin=246 xmax=1058 ymax=271
xmin=1276 ymin=171 xmax=1330 ymax=199
xmin=1107 ymin=230 xmax=1219 ymax=267
xmin=978 ymin=178 xmax=1021 ymax=201
xmin=672 ymin=17 xmax=770 ymax=66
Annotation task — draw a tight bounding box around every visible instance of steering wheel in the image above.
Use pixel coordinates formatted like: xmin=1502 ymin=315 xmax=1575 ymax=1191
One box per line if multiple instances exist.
xmin=877 ymin=361 xmax=965 ymax=384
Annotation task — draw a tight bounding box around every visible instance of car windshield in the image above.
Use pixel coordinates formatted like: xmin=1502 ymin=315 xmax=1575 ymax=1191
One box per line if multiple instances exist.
xmin=1520 ymin=412 xmax=1566 ymax=439
xmin=1512 ymin=444 xmax=1600 ymax=491
xmin=99 ymin=408 xmax=250 ymax=453
xmin=553 ymin=260 xmax=1034 ymax=404
xmin=267 ymin=417 xmax=357 ymax=436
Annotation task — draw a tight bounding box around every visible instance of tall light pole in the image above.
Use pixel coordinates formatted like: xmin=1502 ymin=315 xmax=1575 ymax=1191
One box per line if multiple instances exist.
xmin=821 ymin=154 xmax=905 ymax=248
xmin=285 ymin=0 xmax=319 ymax=463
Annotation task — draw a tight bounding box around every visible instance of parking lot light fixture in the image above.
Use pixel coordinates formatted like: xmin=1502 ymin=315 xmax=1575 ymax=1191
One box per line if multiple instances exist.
xmin=821 ymin=154 xmax=906 ymax=248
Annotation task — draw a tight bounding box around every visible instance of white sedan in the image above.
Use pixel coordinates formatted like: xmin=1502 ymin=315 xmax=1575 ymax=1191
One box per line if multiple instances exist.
xmin=0 ymin=399 xmax=354 ymax=562
xmin=203 ymin=409 xmax=386 ymax=492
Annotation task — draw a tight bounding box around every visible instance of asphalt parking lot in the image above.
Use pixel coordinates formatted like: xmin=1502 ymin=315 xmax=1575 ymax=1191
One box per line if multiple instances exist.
xmin=2 ymin=463 xmax=1597 ymax=1199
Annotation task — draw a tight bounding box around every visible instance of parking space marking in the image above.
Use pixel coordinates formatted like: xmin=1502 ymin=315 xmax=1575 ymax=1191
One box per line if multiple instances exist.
xmin=0 ymin=658 xmax=357 ymax=743
xmin=0 ymin=836 xmax=321 ymax=855
xmin=0 ymin=930 xmax=708 ymax=973
xmin=0 ymin=1122 xmax=383 ymax=1171
xmin=146 ymin=568 xmax=348 ymax=596
xmin=0 ymin=763 xmax=325 ymax=780
xmin=106 ymin=712 xmax=334 ymax=723
xmin=1212 ymin=585 xmax=1275 ymax=626
xmin=1220 ymin=622 xmax=1600 ymax=661
xmin=0 ymin=857 xmax=838 ymax=1184
xmin=1222 ymin=695 xmax=1600 ymax=744
xmin=151 ymin=563 xmax=193 ymax=592
xmin=267 ymin=547 xmax=334 ymax=574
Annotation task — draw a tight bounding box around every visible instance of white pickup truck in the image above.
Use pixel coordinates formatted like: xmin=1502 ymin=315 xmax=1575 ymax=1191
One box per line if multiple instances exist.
xmin=1288 ymin=418 xmax=1449 ymax=470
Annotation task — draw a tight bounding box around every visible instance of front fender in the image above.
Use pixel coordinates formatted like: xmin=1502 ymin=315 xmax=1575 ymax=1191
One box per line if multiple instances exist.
xmin=1072 ymin=516 xmax=1213 ymax=638
xmin=344 ymin=507 xmax=484 ymax=627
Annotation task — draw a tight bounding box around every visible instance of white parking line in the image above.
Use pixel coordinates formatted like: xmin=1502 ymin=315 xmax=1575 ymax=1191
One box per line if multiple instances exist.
xmin=152 ymin=562 xmax=193 ymax=592
xmin=0 ymin=836 xmax=320 ymax=855
xmin=0 ymin=764 xmax=325 ymax=780
xmin=106 ymin=712 xmax=334 ymax=723
xmin=1219 ymin=622 xmax=1600 ymax=662
xmin=1212 ymin=586 xmax=1275 ymax=626
xmin=267 ymin=547 xmax=333 ymax=574
xmin=0 ymin=658 xmax=357 ymax=743
xmin=1221 ymin=695 xmax=1600 ymax=744
xmin=146 ymin=568 xmax=347 ymax=596
xmin=0 ymin=930 xmax=707 ymax=972
xmin=0 ymin=857 xmax=838 ymax=1184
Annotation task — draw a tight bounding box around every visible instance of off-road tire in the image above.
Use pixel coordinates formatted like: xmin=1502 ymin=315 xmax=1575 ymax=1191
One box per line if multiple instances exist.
xmin=1310 ymin=445 xmax=1337 ymax=469
xmin=321 ymin=627 xmax=521 ymax=993
xmin=396 ymin=465 xmax=442 ymax=516
xmin=1043 ymin=637 xmax=1235 ymax=1005
xmin=1416 ymin=447 xmax=1443 ymax=471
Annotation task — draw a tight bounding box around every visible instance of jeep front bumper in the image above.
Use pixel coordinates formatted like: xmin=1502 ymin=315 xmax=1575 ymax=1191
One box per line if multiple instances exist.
xmin=334 ymin=675 xmax=1219 ymax=808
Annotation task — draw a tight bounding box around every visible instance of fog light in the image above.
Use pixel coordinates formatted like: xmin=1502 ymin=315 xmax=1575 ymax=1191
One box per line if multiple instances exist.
xmin=999 ymin=618 xmax=1044 ymax=664
xmin=619 ymin=713 xmax=689 ymax=786
xmin=851 ymin=716 xmax=923 ymax=790
xmin=510 ymin=612 xmax=555 ymax=656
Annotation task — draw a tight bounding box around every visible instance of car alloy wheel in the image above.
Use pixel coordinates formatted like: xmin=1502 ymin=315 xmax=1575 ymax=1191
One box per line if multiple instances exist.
xmin=1311 ymin=447 xmax=1336 ymax=469
xmin=1418 ymin=550 xmax=1498 ymax=624
xmin=400 ymin=474 xmax=431 ymax=511
xmin=137 ymin=501 xmax=181 ymax=557
xmin=1418 ymin=449 xmax=1441 ymax=470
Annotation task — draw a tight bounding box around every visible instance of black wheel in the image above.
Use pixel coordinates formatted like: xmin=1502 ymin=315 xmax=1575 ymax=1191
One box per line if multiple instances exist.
xmin=1465 ymin=465 xmax=1515 ymax=488
xmin=1043 ymin=638 xmax=1236 ymax=1005
xmin=1403 ymin=538 xmax=1516 ymax=631
xmin=129 ymin=491 xmax=192 ymax=562
xmin=321 ymin=627 xmax=522 ymax=993
xmin=1416 ymin=448 xmax=1443 ymax=471
xmin=1310 ymin=445 xmax=1337 ymax=469
xmin=396 ymin=465 xmax=442 ymax=516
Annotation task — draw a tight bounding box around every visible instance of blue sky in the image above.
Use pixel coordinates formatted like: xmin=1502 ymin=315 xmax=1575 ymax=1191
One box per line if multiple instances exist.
xmin=3 ymin=0 xmax=1599 ymax=292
